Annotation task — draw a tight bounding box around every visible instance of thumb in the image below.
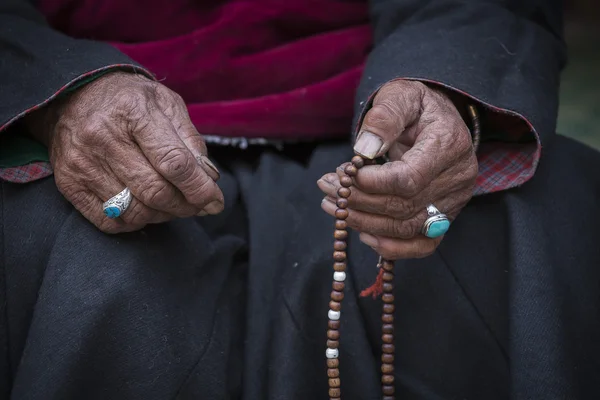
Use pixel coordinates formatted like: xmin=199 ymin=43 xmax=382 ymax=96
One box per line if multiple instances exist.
xmin=353 ymin=80 xmax=424 ymax=159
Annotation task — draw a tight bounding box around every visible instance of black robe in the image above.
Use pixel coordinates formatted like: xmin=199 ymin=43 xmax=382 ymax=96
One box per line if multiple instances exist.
xmin=2 ymin=1 xmax=599 ymax=399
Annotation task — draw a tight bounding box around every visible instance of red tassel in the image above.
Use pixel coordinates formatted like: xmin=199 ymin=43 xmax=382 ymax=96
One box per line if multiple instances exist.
xmin=360 ymin=267 xmax=385 ymax=299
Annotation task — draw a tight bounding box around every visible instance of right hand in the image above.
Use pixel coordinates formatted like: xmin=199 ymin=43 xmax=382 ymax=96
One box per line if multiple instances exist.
xmin=26 ymin=71 xmax=224 ymax=234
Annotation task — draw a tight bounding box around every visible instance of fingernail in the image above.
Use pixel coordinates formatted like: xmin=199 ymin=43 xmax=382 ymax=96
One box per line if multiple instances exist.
xmin=317 ymin=179 xmax=333 ymax=189
xmin=203 ymin=200 xmax=223 ymax=215
xmin=197 ymin=155 xmax=220 ymax=181
xmin=197 ymin=210 xmax=209 ymax=216
xmin=359 ymin=233 xmax=379 ymax=247
xmin=354 ymin=131 xmax=383 ymax=159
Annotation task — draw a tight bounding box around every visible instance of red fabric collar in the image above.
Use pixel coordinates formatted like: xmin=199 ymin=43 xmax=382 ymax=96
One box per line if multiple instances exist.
xmin=38 ymin=0 xmax=372 ymax=140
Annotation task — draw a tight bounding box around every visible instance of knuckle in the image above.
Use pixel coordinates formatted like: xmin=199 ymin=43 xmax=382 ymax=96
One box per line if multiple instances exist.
xmin=184 ymin=174 xmax=217 ymax=205
xmin=156 ymin=149 xmax=193 ymax=180
xmin=384 ymin=196 xmax=415 ymax=219
xmin=122 ymin=202 xmax=151 ymax=226
xmin=140 ymin=180 xmax=173 ymax=209
xmin=402 ymin=170 xmax=423 ymax=197
xmin=364 ymin=104 xmax=397 ymax=132
xmin=97 ymin=218 xmax=122 ymax=234
xmin=389 ymin=219 xmax=411 ymax=239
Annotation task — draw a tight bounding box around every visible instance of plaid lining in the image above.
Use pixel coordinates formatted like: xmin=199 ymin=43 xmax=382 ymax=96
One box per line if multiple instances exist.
xmin=0 ymin=161 xmax=53 ymax=183
xmin=0 ymin=75 xmax=540 ymax=196
xmin=354 ymin=78 xmax=541 ymax=196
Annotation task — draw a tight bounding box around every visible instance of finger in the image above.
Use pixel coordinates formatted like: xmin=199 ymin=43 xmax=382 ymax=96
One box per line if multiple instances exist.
xmin=318 ymin=174 xmax=426 ymax=220
xmin=87 ymin=171 xmax=173 ymax=226
xmin=359 ymin=233 xmax=442 ymax=260
xmin=317 ymin=162 xmax=469 ymax=220
xmin=353 ymin=80 xmax=425 ymax=159
xmin=65 ymin=186 xmax=143 ymax=234
xmin=169 ymin=103 xmax=220 ymax=181
xmin=132 ymin=109 xmax=224 ymax=214
xmin=352 ymin=141 xmax=466 ymax=198
xmin=107 ymin=141 xmax=204 ymax=218
xmin=320 ymin=195 xmax=462 ymax=239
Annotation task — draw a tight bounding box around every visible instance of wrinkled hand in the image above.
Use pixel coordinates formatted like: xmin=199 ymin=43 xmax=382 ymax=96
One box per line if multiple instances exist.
xmin=27 ymin=72 xmax=223 ymax=233
xmin=318 ymin=80 xmax=478 ymax=259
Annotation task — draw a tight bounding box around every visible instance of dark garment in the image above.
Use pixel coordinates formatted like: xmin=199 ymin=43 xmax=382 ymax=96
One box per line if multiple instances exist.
xmin=1 ymin=135 xmax=600 ymax=400
xmin=1 ymin=0 xmax=563 ymax=142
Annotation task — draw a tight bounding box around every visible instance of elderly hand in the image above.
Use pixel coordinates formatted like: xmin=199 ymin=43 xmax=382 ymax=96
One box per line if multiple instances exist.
xmin=27 ymin=71 xmax=223 ymax=234
xmin=318 ymin=80 xmax=478 ymax=259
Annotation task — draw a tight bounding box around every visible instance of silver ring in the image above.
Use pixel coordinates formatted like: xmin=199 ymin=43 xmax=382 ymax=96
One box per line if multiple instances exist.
xmin=421 ymin=204 xmax=450 ymax=238
xmin=102 ymin=188 xmax=132 ymax=219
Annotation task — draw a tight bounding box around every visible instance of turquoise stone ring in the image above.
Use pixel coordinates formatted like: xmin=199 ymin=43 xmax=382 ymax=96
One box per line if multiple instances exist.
xmin=422 ymin=204 xmax=450 ymax=238
xmin=102 ymin=187 xmax=133 ymax=219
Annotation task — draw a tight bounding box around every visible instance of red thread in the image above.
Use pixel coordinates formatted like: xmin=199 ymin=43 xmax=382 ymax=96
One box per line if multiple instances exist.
xmin=359 ymin=267 xmax=384 ymax=299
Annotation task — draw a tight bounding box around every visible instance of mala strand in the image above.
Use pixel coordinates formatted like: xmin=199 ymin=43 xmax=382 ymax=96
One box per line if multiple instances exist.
xmin=326 ymin=106 xmax=481 ymax=400
xmin=325 ymin=155 xmax=396 ymax=399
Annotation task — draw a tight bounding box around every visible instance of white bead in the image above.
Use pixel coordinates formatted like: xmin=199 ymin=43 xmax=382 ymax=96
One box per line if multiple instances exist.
xmin=333 ymin=271 xmax=346 ymax=282
xmin=328 ymin=310 xmax=340 ymax=320
xmin=326 ymin=348 xmax=339 ymax=359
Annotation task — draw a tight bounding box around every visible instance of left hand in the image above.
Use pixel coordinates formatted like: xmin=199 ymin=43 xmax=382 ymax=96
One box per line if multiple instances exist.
xmin=317 ymin=80 xmax=478 ymax=259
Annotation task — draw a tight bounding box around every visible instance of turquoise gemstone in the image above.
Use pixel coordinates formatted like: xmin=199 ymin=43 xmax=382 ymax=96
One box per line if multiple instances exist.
xmin=425 ymin=219 xmax=450 ymax=238
xmin=104 ymin=206 xmax=121 ymax=219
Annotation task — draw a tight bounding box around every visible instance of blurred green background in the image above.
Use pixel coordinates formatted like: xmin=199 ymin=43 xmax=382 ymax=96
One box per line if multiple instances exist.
xmin=559 ymin=9 xmax=599 ymax=149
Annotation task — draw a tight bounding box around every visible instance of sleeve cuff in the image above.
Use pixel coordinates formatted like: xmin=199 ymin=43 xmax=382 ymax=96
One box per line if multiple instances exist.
xmin=353 ymin=78 xmax=541 ymax=196
xmin=0 ymin=64 xmax=155 ymax=183
xmin=0 ymin=64 xmax=155 ymax=134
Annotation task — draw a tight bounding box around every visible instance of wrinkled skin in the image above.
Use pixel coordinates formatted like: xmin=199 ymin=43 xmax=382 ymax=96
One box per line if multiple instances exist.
xmin=318 ymin=80 xmax=478 ymax=259
xmin=26 ymin=74 xmax=477 ymax=256
xmin=26 ymin=72 xmax=223 ymax=233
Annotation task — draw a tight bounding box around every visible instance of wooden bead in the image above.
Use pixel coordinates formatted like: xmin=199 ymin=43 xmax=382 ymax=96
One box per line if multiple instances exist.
xmin=383 ymin=304 xmax=395 ymax=313
xmin=327 ymin=329 xmax=340 ymax=339
xmin=335 ymin=220 xmax=347 ymax=230
xmin=382 ymin=282 xmax=393 ymax=293
xmin=329 ymin=301 xmax=341 ymax=311
xmin=382 ymin=314 xmax=394 ymax=323
xmin=382 ymin=293 xmax=394 ymax=303
xmin=329 ymin=388 xmax=341 ymax=397
xmin=327 ymin=359 xmax=339 ymax=368
xmin=333 ymin=262 xmax=346 ymax=272
xmin=382 ymin=353 xmax=394 ymax=363
xmin=351 ymin=156 xmax=364 ymax=168
xmin=336 ymin=198 xmax=349 ymax=208
xmin=382 ymin=374 xmax=394 ymax=385
xmin=340 ymin=176 xmax=353 ymax=187
xmin=344 ymin=165 xmax=358 ymax=176
xmin=328 ymin=320 xmax=341 ymax=330
xmin=382 ymin=272 xmax=394 ymax=282
xmin=381 ymin=363 xmax=394 ymax=374
xmin=332 ymin=281 xmax=345 ymax=291
xmin=329 ymin=378 xmax=341 ymax=388
xmin=335 ymin=209 xmax=349 ymax=219
xmin=382 ymin=324 xmax=394 ymax=334
xmin=334 ymin=229 xmax=348 ymax=240
xmin=382 ymin=334 xmax=394 ymax=344
xmin=327 ymin=339 xmax=339 ymax=348
xmin=333 ymin=251 xmax=346 ymax=261
xmin=334 ymin=240 xmax=347 ymax=251
xmin=382 ymin=385 xmax=395 ymax=395
xmin=337 ymin=187 xmax=351 ymax=198
xmin=327 ymin=368 xmax=340 ymax=378
xmin=382 ymin=344 xmax=395 ymax=354
xmin=331 ymin=290 xmax=344 ymax=301
xmin=382 ymin=260 xmax=394 ymax=271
